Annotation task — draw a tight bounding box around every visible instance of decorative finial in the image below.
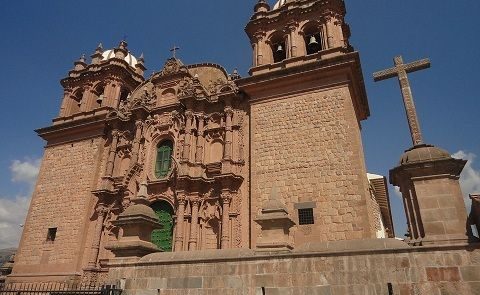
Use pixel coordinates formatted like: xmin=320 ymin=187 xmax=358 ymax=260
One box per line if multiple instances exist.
xmin=91 ymin=43 xmax=104 ymax=64
xmin=119 ymin=40 xmax=128 ymax=50
xmin=73 ymin=53 xmax=87 ymax=71
xmin=254 ymin=0 xmax=270 ymax=13
xmin=230 ymin=68 xmax=241 ymax=80
xmin=138 ymin=53 xmax=145 ymax=62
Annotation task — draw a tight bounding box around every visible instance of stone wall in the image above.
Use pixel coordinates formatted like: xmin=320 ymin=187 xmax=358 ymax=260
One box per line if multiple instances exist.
xmin=471 ymin=196 xmax=480 ymax=235
xmin=10 ymin=137 xmax=105 ymax=281
xmin=250 ymin=86 xmax=373 ymax=246
xmin=107 ymin=241 xmax=480 ymax=295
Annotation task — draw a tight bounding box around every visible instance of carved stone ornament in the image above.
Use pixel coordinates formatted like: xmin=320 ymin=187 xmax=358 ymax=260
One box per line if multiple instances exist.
xmin=207 ymin=78 xmax=239 ymax=96
xmin=130 ymin=82 xmax=157 ymax=109
xmin=200 ymin=199 xmax=221 ymax=223
xmin=177 ymin=77 xmax=195 ymax=97
xmin=145 ymin=111 xmax=185 ymax=135
xmin=159 ymin=58 xmax=186 ymax=76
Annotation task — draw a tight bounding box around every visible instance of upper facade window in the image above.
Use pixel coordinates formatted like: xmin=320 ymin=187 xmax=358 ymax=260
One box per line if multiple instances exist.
xmin=155 ymin=140 xmax=173 ymax=178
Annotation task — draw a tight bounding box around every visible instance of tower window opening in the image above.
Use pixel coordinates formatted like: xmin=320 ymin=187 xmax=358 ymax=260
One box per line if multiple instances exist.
xmin=47 ymin=227 xmax=57 ymax=242
xmin=94 ymin=86 xmax=105 ymax=107
xmin=298 ymin=208 xmax=314 ymax=225
xmin=119 ymin=88 xmax=130 ymax=107
xmin=272 ymin=41 xmax=287 ymax=63
xmin=305 ymin=32 xmax=322 ymax=55
xmin=155 ymin=140 xmax=173 ymax=178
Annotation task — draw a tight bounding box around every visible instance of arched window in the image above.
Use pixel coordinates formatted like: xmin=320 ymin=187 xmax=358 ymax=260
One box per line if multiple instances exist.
xmin=150 ymin=201 xmax=174 ymax=252
xmin=303 ymin=25 xmax=323 ymax=55
xmin=93 ymin=85 xmax=105 ymax=108
xmin=69 ymin=89 xmax=84 ymax=115
xmin=270 ymin=33 xmax=287 ymax=63
xmin=155 ymin=140 xmax=173 ymax=178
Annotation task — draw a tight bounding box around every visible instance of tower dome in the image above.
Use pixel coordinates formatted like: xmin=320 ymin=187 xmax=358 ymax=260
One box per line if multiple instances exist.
xmin=101 ymin=49 xmax=138 ymax=68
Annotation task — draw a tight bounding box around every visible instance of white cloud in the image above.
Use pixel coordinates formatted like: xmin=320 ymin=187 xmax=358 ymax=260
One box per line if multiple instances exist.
xmin=0 ymin=196 xmax=30 ymax=249
xmin=452 ymin=151 xmax=480 ymax=212
xmin=10 ymin=158 xmax=41 ymax=188
xmin=392 ymin=186 xmax=402 ymax=198
xmin=0 ymin=158 xmax=41 ymax=249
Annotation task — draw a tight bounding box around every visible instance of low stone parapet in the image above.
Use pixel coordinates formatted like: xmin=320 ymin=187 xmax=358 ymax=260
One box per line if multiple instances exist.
xmin=105 ymin=239 xmax=480 ymax=295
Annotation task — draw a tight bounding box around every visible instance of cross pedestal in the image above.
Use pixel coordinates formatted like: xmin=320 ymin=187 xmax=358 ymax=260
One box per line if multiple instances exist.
xmin=374 ymin=56 xmax=475 ymax=245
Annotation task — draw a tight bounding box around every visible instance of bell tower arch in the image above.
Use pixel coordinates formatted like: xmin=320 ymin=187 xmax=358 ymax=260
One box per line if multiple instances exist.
xmin=246 ymin=0 xmax=352 ymax=76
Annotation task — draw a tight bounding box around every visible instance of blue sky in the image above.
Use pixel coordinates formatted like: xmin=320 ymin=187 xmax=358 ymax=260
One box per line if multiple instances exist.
xmin=0 ymin=0 xmax=479 ymax=247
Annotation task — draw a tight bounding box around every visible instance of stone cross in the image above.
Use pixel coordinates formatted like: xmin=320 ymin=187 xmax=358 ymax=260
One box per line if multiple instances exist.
xmin=373 ymin=56 xmax=431 ymax=146
xmin=170 ymin=45 xmax=180 ymax=58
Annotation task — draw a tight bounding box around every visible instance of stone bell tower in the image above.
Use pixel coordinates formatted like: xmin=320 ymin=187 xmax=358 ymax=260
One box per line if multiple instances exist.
xmin=239 ymin=0 xmax=378 ymax=247
xmin=10 ymin=41 xmax=144 ymax=283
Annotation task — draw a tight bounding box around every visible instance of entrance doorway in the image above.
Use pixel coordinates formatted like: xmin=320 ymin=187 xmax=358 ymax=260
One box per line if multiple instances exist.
xmin=150 ymin=201 xmax=174 ymax=252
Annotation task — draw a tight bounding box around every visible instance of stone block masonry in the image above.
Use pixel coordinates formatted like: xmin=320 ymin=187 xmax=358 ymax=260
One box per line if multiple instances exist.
xmin=107 ymin=241 xmax=480 ymax=295
xmin=10 ymin=137 xmax=105 ymax=281
xmin=250 ymin=86 xmax=373 ymax=246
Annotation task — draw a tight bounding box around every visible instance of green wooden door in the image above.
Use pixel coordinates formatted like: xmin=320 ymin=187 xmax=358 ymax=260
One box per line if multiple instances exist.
xmin=151 ymin=201 xmax=174 ymax=252
xmin=155 ymin=141 xmax=173 ymax=178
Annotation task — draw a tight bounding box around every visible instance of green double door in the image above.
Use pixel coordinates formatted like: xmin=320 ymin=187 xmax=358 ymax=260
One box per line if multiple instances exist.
xmin=151 ymin=201 xmax=174 ymax=252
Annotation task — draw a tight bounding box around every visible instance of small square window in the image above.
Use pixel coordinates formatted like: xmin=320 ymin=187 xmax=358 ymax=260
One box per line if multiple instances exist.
xmin=298 ymin=208 xmax=314 ymax=225
xmin=47 ymin=228 xmax=57 ymax=242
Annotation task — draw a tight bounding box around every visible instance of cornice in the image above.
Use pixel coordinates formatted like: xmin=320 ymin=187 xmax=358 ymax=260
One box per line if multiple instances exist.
xmin=246 ymin=0 xmax=346 ymax=36
xmin=36 ymin=113 xmax=108 ymax=145
xmin=61 ymin=59 xmax=144 ymax=89
xmin=237 ymin=51 xmax=370 ymax=120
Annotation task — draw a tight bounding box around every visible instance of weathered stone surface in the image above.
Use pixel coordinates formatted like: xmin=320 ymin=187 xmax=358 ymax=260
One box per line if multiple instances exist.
xmin=109 ymin=245 xmax=480 ymax=295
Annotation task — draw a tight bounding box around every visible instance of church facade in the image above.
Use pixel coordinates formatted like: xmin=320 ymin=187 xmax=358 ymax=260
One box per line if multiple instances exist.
xmin=8 ymin=0 xmax=480 ymax=294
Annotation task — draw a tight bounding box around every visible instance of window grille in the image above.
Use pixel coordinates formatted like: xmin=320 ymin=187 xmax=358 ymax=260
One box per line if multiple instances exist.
xmin=298 ymin=208 xmax=314 ymax=225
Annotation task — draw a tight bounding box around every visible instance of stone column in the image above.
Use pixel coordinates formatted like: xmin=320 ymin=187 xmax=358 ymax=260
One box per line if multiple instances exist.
xmin=131 ymin=121 xmax=143 ymax=164
xmin=182 ymin=112 xmax=193 ymax=162
xmin=80 ymin=85 xmax=94 ymax=112
xmin=104 ymin=81 xmax=121 ymax=108
xmin=59 ymin=91 xmax=72 ymax=117
xmin=252 ymin=43 xmax=258 ymax=67
xmin=254 ymin=32 xmax=266 ymax=66
xmin=87 ymin=204 xmax=108 ymax=268
xmin=221 ymin=192 xmax=232 ymax=249
xmin=174 ymin=194 xmax=186 ymax=251
xmin=224 ymin=108 xmax=233 ymax=161
xmin=195 ymin=115 xmax=205 ymax=163
xmin=188 ymin=197 xmax=200 ymax=250
xmin=105 ymin=131 xmax=120 ymax=178
xmin=325 ymin=17 xmax=335 ymax=48
xmin=287 ymin=23 xmax=297 ymax=58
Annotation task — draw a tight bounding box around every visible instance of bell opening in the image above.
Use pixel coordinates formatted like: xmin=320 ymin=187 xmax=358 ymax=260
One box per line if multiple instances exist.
xmin=305 ymin=33 xmax=322 ymax=55
xmin=272 ymin=41 xmax=287 ymax=63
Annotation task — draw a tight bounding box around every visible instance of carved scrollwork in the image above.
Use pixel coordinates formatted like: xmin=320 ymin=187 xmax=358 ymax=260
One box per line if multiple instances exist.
xmin=208 ymin=78 xmax=239 ymax=96
xmin=178 ymin=76 xmax=207 ymax=99
xmin=159 ymin=58 xmax=186 ymax=76
xmin=144 ymin=110 xmax=185 ymax=136
xmin=200 ymin=199 xmax=221 ymax=223
xmin=130 ymin=82 xmax=157 ymax=109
